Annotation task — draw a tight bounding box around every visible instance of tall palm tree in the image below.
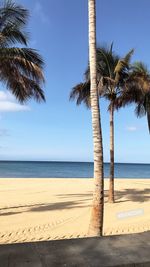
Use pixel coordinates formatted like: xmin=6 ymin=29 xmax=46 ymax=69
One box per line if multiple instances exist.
xmin=70 ymin=45 xmax=133 ymax=203
xmin=0 ymin=0 xmax=45 ymax=103
xmin=88 ymin=0 xmax=104 ymax=236
xmin=115 ymin=61 xmax=150 ymax=132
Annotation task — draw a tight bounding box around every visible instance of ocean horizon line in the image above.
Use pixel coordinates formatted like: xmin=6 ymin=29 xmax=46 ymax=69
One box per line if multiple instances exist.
xmin=0 ymin=160 xmax=150 ymax=165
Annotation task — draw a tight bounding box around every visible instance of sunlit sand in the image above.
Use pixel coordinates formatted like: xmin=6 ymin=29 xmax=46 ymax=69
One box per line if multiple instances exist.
xmin=0 ymin=178 xmax=149 ymax=244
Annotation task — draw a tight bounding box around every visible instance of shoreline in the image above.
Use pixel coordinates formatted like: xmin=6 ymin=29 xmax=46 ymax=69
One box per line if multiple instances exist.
xmin=0 ymin=178 xmax=149 ymax=244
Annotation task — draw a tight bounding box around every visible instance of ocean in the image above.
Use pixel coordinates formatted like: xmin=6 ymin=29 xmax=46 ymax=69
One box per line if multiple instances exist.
xmin=0 ymin=161 xmax=149 ymax=178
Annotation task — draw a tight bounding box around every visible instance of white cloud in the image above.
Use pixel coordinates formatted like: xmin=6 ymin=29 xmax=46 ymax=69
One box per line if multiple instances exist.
xmin=0 ymin=101 xmax=30 ymax=112
xmin=0 ymin=91 xmax=13 ymax=101
xmin=34 ymin=2 xmax=50 ymax=25
xmin=0 ymin=91 xmax=30 ymax=112
xmin=126 ymin=126 xmax=137 ymax=132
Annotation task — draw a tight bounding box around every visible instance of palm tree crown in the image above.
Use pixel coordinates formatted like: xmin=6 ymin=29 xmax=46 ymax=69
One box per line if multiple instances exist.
xmin=0 ymin=0 xmax=45 ymax=103
xmin=115 ymin=61 xmax=150 ymax=132
xmin=70 ymin=44 xmax=133 ymax=108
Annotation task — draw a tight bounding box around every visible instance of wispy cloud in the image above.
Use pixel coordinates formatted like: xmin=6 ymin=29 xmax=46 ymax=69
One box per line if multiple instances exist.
xmin=126 ymin=126 xmax=137 ymax=132
xmin=34 ymin=2 xmax=50 ymax=25
xmin=0 ymin=91 xmax=30 ymax=112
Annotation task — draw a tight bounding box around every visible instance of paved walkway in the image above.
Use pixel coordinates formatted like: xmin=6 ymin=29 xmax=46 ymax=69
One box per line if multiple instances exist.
xmin=0 ymin=231 xmax=149 ymax=267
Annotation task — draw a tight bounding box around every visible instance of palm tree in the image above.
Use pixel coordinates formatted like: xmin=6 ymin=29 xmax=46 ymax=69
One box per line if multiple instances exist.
xmin=87 ymin=0 xmax=104 ymax=236
xmin=70 ymin=45 xmax=133 ymax=203
xmin=0 ymin=0 xmax=45 ymax=103
xmin=115 ymin=61 xmax=150 ymax=132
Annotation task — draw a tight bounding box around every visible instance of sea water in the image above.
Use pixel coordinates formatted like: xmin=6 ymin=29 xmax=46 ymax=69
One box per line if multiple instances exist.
xmin=0 ymin=161 xmax=149 ymax=178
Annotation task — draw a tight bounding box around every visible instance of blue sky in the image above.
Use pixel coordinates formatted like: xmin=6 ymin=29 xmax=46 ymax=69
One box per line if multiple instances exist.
xmin=0 ymin=0 xmax=150 ymax=163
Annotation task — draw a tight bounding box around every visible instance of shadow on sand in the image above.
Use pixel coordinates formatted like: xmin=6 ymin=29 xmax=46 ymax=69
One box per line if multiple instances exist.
xmin=0 ymin=188 xmax=149 ymax=216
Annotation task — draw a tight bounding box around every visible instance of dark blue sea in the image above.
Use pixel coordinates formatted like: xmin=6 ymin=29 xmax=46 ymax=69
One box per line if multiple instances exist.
xmin=0 ymin=161 xmax=149 ymax=178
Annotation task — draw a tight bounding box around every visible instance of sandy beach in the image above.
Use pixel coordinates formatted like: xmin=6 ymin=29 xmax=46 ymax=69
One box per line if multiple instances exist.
xmin=0 ymin=178 xmax=149 ymax=244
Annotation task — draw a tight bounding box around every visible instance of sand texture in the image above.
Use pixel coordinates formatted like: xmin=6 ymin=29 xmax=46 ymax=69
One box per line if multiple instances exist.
xmin=0 ymin=178 xmax=149 ymax=244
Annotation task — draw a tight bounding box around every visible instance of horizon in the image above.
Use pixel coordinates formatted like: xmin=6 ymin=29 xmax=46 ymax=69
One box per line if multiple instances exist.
xmin=0 ymin=160 xmax=150 ymax=165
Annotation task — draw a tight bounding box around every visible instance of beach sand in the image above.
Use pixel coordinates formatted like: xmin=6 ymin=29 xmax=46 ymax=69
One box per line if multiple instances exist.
xmin=0 ymin=178 xmax=149 ymax=244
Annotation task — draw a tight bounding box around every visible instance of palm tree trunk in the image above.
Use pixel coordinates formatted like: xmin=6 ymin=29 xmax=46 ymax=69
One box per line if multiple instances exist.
xmin=88 ymin=0 xmax=104 ymax=237
xmin=108 ymin=102 xmax=115 ymax=203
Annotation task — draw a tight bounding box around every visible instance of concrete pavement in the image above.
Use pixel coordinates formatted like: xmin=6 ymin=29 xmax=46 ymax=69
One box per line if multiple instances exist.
xmin=0 ymin=231 xmax=149 ymax=266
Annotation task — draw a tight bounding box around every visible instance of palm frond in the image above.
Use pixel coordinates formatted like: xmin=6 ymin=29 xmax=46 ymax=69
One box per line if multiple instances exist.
xmin=0 ymin=1 xmax=45 ymax=104
xmin=147 ymin=110 xmax=150 ymax=133
xmin=114 ymin=49 xmax=134 ymax=74
xmin=114 ymin=78 xmax=144 ymax=110
xmin=0 ymin=62 xmax=45 ymax=103
xmin=132 ymin=61 xmax=150 ymax=76
xmin=123 ymin=49 xmax=134 ymax=66
xmin=135 ymin=95 xmax=150 ymax=133
xmin=71 ymin=44 xmax=134 ymax=112
xmin=0 ymin=23 xmax=28 ymax=46
xmin=135 ymin=103 xmax=146 ymax=118
xmin=145 ymin=95 xmax=150 ymax=133
xmin=0 ymin=1 xmax=29 ymax=31
xmin=114 ymin=49 xmax=134 ymax=86
xmin=1 ymin=57 xmax=44 ymax=83
xmin=109 ymin=42 xmax=114 ymax=54
xmin=114 ymin=59 xmax=150 ymax=133
xmin=70 ymin=82 xmax=91 ymax=108
xmin=0 ymin=47 xmax=45 ymax=86
xmin=0 ymin=47 xmax=44 ymax=67
xmin=85 ymin=45 xmax=120 ymax=85
xmin=72 ymin=44 xmax=124 ymax=110
xmin=97 ymin=46 xmax=120 ymax=79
